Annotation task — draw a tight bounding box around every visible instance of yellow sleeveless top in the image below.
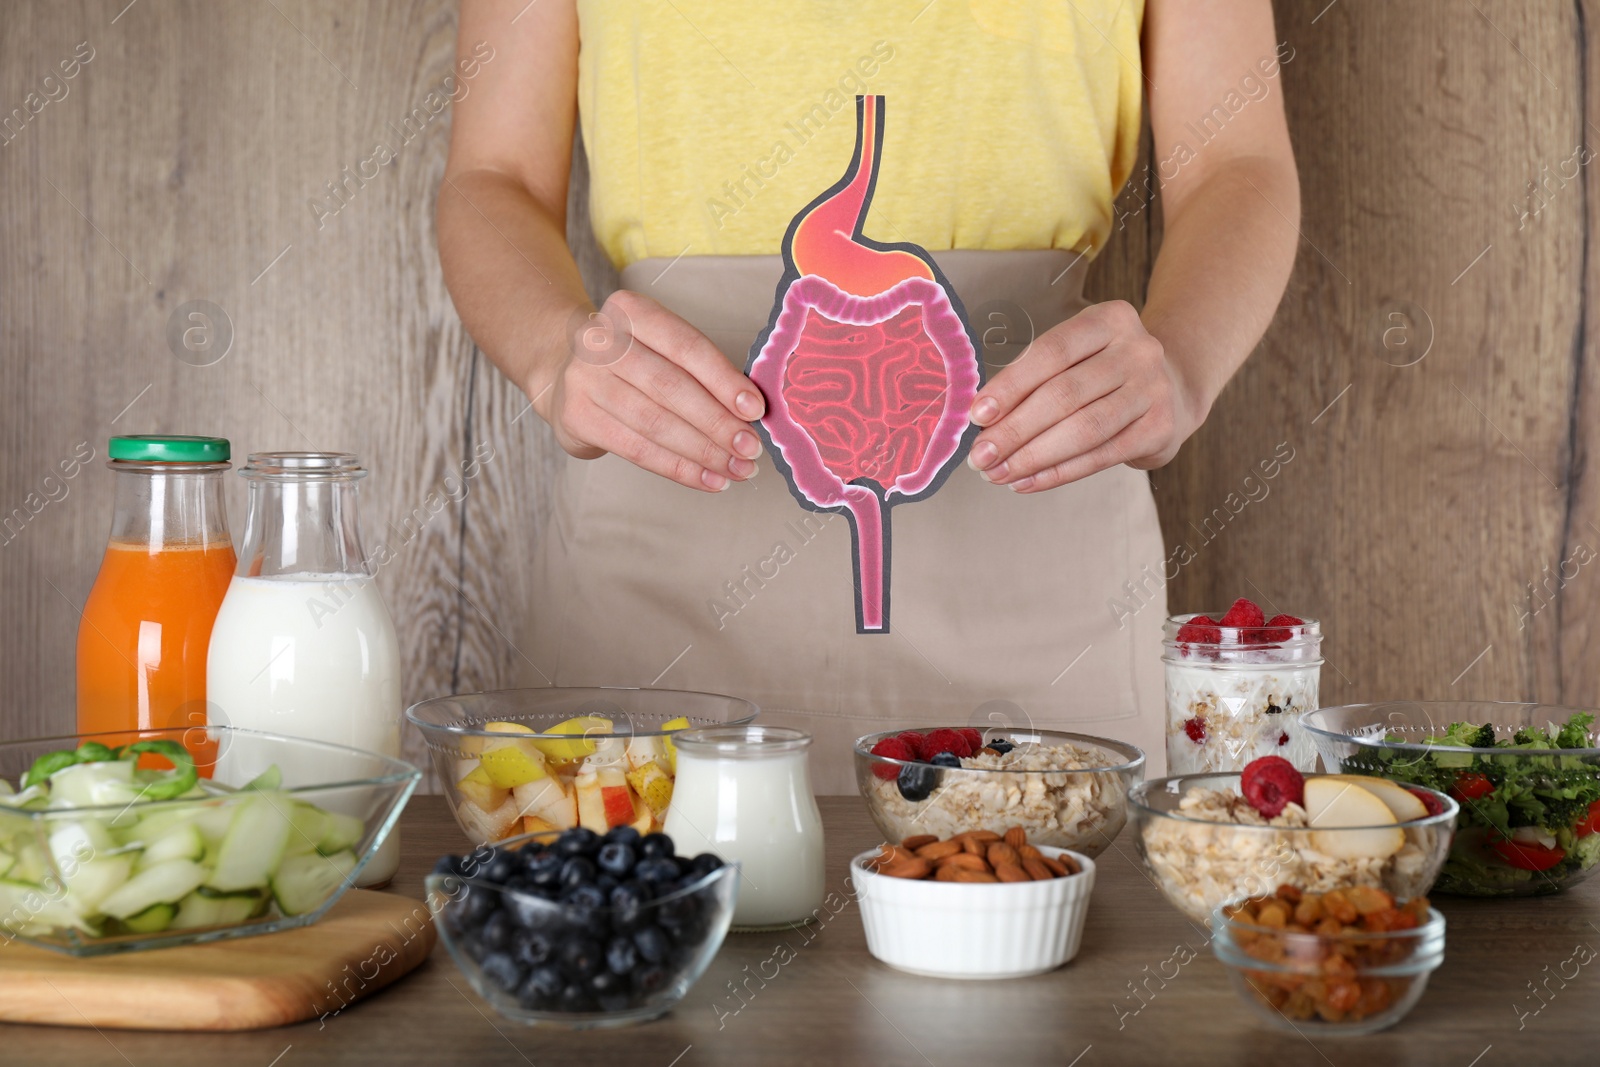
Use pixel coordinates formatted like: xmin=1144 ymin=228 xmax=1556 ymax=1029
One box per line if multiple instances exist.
xmin=575 ymin=1 xmax=1145 ymax=270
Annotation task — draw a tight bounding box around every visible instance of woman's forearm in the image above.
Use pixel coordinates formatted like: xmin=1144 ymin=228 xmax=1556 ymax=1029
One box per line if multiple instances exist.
xmin=1139 ymin=153 xmax=1301 ymax=429
xmin=436 ymin=168 xmax=593 ymax=413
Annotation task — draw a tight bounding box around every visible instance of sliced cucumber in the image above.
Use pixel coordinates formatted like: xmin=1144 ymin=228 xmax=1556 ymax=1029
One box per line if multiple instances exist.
xmin=122 ymin=804 xmax=204 ymax=846
xmin=47 ymin=819 xmax=117 ymax=872
xmin=99 ymin=859 xmax=207 ymax=920
xmin=117 ymin=901 xmax=177 ymax=934
xmin=285 ymin=805 xmax=332 ymax=857
xmin=319 ymin=812 xmax=366 ymax=854
xmin=206 ymin=795 xmax=292 ymax=892
xmin=172 ymin=888 xmax=265 ymax=929
xmin=0 ymin=850 xmax=13 ymax=881
xmin=271 ymin=849 xmax=357 ymax=916
xmin=242 ymin=765 xmax=283 ymax=792
xmin=136 ymin=823 xmax=204 ymax=869
xmin=48 ymin=760 xmax=140 ymax=808
xmin=0 ymin=879 xmax=90 ymax=936
xmin=12 ymin=841 xmax=48 ymax=884
xmin=194 ymin=803 xmax=237 ymax=848
xmin=62 ymin=856 xmax=135 ymax=917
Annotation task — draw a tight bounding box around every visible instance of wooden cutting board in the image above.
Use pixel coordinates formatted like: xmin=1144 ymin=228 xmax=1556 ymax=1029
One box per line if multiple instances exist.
xmin=0 ymin=890 xmax=436 ymax=1031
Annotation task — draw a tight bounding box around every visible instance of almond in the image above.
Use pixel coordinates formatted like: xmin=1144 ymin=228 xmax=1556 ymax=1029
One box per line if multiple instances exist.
xmin=1016 ymin=844 xmax=1042 ymax=861
xmin=961 ymin=836 xmax=987 ymax=855
xmin=877 ymin=856 xmax=933 ymax=880
xmin=994 ymin=862 xmax=1030 ymax=883
xmin=986 ymin=842 xmax=1020 ymax=868
xmin=1003 ymin=827 xmax=1028 ymax=849
xmin=1038 ymin=855 xmax=1074 ymax=877
xmin=915 ymin=839 xmax=963 ymax=861
xmin=948 ymin=868 xmax=999 ymax=883
xmin=934 ymin=863 xmax=964 ymax=882
xmin=965 ymin=830 xmax=1002 ymax=843
xmin=936 ymin=851 xmax=991 ymax=872
xmin=1022 ymin=857 xmax=1054 ymax=881
xmin=900 ymin=834 xmax=938 ymax=852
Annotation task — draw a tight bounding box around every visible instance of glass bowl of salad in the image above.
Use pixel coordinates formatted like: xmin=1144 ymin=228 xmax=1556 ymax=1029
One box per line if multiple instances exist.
xmin=0 ymin=726 xmax=420 ymax=955
xmin=1304 ymin=702 xmax=1600 ymax=896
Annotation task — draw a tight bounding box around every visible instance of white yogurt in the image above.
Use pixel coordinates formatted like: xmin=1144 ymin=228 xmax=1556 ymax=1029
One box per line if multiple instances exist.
xmin=663 ymin=727 xmax=825 ymax=929
xmin=207 ymin=573 xmax=402 ymax=884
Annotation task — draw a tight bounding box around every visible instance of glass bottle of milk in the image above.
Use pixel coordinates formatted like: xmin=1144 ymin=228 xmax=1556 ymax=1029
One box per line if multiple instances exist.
xmin=207 ymin=453 xmax=403 ymax=886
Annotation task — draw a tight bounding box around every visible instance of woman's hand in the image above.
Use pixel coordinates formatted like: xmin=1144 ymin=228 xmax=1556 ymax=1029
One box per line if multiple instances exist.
xmin=964 ymin=300 xmax=1201 ymax=493
xmin=535 ymin=289 xmax=767 ymax=493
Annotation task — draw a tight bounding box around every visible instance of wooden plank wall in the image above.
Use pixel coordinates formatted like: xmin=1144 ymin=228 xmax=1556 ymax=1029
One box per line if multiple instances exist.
xmin=1 ymin=2 xmax=1595 ymax=786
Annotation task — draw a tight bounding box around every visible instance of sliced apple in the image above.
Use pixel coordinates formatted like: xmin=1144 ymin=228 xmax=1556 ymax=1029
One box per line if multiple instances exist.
xmin=532 ymin=715 xmax=613 ymax=764
xmin=1327 ymin=774 xmax=1429 ymax=822
xmin=522 ymin=814 xmax=559 ymax=836
xmin=456 ymin=765 xmax=509 ymax=812
xmin=625 ymin=760 xmax=673 ymax=817
xmin=1303 ymin=777 xmax=1405 ymax=860
xmin=575 ymin=766 xmax=635 ymax=832
xmin=514 ymin=776 xmax=576 ymax=829
xmin=627 ymin=788 xmax=655 ymax=834
xmin=456 ymin=793 xmax=522 ymax=844
xmin=661 ymin=716 xmax=691 ymax=774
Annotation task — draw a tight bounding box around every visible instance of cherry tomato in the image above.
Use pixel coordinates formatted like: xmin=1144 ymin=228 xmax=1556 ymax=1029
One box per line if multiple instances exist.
xmin=1573 ymin=799 xmax=1600 ymax=838
xmin=1449 ymin=772 xmax=1494 ymax=802
xmin=1490 ymin=839 xmax=1567 ymax=871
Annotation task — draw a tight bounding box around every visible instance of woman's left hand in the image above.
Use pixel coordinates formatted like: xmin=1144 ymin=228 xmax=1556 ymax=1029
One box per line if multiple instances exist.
xmin=965 ymin=299 xmax=1202 ymax=493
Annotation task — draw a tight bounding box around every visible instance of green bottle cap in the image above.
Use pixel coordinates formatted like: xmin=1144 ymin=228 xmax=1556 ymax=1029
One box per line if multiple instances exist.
xmin=108 ymin=435 xmax=231 ymax=463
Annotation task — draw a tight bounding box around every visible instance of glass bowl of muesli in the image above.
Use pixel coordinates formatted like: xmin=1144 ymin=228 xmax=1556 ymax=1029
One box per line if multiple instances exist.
xmin=853 ymin=728 xmax=1144 ymax=858
xmin=1130 ymin=771 xmax=1457 ymax=925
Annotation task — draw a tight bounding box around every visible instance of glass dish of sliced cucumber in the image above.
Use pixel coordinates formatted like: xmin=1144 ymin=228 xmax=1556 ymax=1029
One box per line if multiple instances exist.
xmin=0 ymin=727 xmax=419 ymax=956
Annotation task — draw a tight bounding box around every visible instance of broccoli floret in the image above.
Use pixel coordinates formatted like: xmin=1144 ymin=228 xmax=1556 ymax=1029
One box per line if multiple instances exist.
xmin=1465 ymin=723 xmax=1498 ymax=749
xmin=1538 ymin=794 xmax=1593 ymax=829
xmin=1555 ymin=712 xmax=1596 ymax=750
xmin=1513 ymin=727 xmax=1541 ymax=746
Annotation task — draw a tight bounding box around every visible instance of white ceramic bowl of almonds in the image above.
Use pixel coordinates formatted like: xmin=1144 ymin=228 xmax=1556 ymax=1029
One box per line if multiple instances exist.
xmin=849 ymin=841 xmax=1096 ymax=979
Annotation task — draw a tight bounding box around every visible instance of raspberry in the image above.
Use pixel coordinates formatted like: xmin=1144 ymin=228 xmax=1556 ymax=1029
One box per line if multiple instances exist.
xmin=896 ymin=731 xmax=927 ymax=758
xmin=1259 ymin=613 xmax=1303 ymax=644
xmin=923 ymin=728 xmax=972 ymax=758
xmin=959 ymin=728 xmax=983 ymax=753
xmin=1183 ymin=717 xmax=1207 ymax=744
xmin=1407 ymin=787 xmax=1447 ymax=817
xmin=1219 ymin=597 xmax=1265 ymax=630
xmin=1176 ymin=614 xmax=1222 ymax=645
xmin=1241 ymin=756 xmax=1305 ymax=818
xmin=869 ymin=737 xmax=916 ymax=780
xmin=1277 ymin=732 xmax=1290 ymax=746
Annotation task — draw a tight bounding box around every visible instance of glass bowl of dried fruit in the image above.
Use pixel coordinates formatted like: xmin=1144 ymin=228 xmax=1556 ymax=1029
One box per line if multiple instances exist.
xmin=853 ymin=727 xmax=1143 ymax=857
xmin=1212 ymin=886 xmax=1445 ymax=1035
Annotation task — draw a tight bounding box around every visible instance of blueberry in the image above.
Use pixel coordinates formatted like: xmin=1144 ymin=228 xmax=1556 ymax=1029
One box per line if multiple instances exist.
xmin=525 ymin=963 xmax=565 ymax=1000
xmin=479 ymin=950 xmax=525 ymax=992
xmin=930 ymin=751 xmax=962 ymax=769
xmin=560 ymin=856 xmax=597 ymax=890
xmin=633 ymin=924 xmax=670 ymax=964
xmin=525 ymin=850 xmax=565 ymax=890
xmin=480 ymin=849 xmax=518 ymax=885
xmin=454 ymin=885 xmax=498 ymax=928
xmin=634 ymin=857 xmax=681 ymax=887
xmin=518 ymin=842 xmax=550 ymax=870
xmin=480 ymin=909 xmax=515 ymax=952
xmin=633 ymin=963 xmax=669 ymax=995
xmin=562 ymin=937 xmax=604 ymax=980
xmin=596 ymin=842 xmax=636 ymax=878
xmin=554 ymin=827 xmax=601 ymax=857
xmin=604 ymin=825 xmax=642 ymax=847
xmin=512 ymin=930 xmax=554 ymax=969
xmin=595 ymin=873 xmax=620 ymax=894
xmin=896 ymin=762 xmax=938 ymax=801
xmin=606 ymin=935 xmax=639 ymax=974
xmin=431 ymin=855 xmax=462 ymax=877
xmin=987 ymin=738 xmax=1015 ymax=755
xmin=563 ymin=882 xmax=607 ymax=911
xmin=559 ymin=983 xmax=595 ymax=1012
xmin=688 ymin=853 xmax=725 ymax=880
xmin=610 ymin=882 xmax=649 ymax=933
xmin=638 ymin=833 xmax=676 ymax=860
xmin=590 ymin=969 xmax=633 ymax=1011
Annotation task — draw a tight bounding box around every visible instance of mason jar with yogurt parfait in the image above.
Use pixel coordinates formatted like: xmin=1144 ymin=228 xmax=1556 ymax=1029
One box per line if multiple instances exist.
xmin=1162 ymin=613 xmax=1322 ymax=774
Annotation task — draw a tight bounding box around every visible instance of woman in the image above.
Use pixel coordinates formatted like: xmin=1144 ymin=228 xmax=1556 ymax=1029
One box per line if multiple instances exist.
xmin=438 ymin=1 xmax=1299 ymax=791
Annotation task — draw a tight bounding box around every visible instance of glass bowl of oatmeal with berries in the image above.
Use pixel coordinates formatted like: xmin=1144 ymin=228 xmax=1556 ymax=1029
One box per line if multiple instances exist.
xmin=1130 ymin=757 xmax=1457 ymax=924
xmin=1212 ymin=886 xmax=1445 ymax=1035
xmin=1163 ymin=598 xmax=1322 ymax=775
xmin=853 ymin=728 xmax=1144 ymax=858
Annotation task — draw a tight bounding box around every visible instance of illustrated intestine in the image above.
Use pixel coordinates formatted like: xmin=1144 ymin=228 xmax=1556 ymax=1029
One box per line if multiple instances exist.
xmin=747 ymin=96 xmax=980 ymax=633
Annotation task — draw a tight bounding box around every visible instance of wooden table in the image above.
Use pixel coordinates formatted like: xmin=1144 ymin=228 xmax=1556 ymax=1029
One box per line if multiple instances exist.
xmin=4 ymin=796 xmax=1596 ymax=1065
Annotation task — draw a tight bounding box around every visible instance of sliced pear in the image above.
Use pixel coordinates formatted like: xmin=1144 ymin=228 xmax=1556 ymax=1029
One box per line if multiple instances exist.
xmin=661 ymin=716 xmax=691 ymax=774
xmin=1327 ymin=774 xmax=1429 ymax=822
xmin=625 ymin=734 xmax=669 ymax=772
xmin=531 ymin=715 xmax=613 ymax=764
xmin=1303 ymin=777 xmax=1405 ymax=860
xmin=459 ymin=720 xmax=537 ymax=757
xmin=477 ymin=744 xmax=549 ymax=789
xmin=456 ymin=766 xmax=509 ymax=812
xmin=625 ymin=760 xmax=673 ymax=817
xmin=513 ymin=776 xmax=577 ymax=830
xmin=456 ymin=793 xmax=522 ymax=844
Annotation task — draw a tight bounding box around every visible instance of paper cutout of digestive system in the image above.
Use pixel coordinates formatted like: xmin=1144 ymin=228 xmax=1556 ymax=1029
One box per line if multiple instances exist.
xmin=747 ymin=95 xmax=981 ymax=635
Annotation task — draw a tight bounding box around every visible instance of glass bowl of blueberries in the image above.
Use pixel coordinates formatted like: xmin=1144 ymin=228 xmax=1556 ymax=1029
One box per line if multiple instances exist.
xmin=427 ymin=825 xmax=739 ymax=1028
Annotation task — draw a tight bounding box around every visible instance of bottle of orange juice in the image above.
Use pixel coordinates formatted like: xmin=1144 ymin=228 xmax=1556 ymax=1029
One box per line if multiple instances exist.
xmin=76 ymin=435 xmax=235 ymax=771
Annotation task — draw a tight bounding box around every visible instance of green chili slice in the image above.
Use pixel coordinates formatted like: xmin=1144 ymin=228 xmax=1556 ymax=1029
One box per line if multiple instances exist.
xmin=74 ymin=741 xmax=116 ymax=764
xmin=123 ymin=740 xmax=199 ymax=800
xmin=21 ymin=750 xmax=79 ymax=790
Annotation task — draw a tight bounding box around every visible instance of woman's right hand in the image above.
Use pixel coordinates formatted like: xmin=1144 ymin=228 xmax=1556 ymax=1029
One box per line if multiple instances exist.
xmin=536 ymin=289 xmax=767 ymax=492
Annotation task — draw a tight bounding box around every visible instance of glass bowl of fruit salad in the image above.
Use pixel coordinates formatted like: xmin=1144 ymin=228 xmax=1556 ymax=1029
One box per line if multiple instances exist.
xmin=427 ymin=826 xmax=738 ymax=1028
xmin=1212 ymin=886 xmax=1445 ymax=1035
xmin=853 ymin=727 xmax=1144 ymax=857
xmin=1305 ymin=702 xmax=1600 ymax=896
xmin=407 ymin=687 xmax=759 ymax=848
xmin=0 ymin=726 xmax=419 ymax=955
xmin=1130 ymin=758 xmax=1457 ymax=924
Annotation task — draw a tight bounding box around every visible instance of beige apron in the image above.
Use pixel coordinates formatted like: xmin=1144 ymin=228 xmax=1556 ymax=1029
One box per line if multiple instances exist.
xmin=525 ymin=250 xmax=1167 ymax=793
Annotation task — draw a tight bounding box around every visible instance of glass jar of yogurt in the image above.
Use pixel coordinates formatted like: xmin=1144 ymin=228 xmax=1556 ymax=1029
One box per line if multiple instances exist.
xmin=1162 ymin=614 xmax=1322 ymax=774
